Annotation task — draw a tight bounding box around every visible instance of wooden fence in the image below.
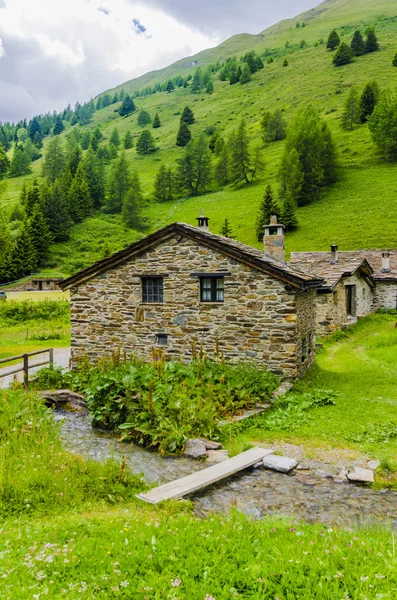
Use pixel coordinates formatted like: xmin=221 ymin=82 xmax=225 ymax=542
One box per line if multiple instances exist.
xmin=0 ymin=348 xmax=54 ymax=391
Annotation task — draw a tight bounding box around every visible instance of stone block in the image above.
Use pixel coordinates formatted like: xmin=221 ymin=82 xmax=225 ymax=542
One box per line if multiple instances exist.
xmin=347 ymin=467 xmax=374 ymax=484
xmin=263 ymin=455 xmax=298 ymax=473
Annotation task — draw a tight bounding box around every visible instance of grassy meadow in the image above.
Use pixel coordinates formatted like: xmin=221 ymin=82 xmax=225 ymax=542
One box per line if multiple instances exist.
xmin=1 ymin=0 xmax=397 ymax=276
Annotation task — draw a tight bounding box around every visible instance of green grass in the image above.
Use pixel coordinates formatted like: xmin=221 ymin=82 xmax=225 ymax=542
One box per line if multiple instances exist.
xmin=2 ymin=0 xmax=397 ymax=275
xmin=226 ymin=312 xmax=397 ymax=466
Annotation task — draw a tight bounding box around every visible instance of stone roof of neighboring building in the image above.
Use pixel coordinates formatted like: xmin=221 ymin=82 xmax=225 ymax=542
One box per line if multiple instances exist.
xmin=290 ymin=248 xmax=397 ymax=289
xmin=60 ymin=222 xmax=324 ymax=291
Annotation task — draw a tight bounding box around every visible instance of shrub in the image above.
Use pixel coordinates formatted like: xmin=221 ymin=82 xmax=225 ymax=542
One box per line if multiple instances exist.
xmin=0 ymin=300 xmax=70 ymax=325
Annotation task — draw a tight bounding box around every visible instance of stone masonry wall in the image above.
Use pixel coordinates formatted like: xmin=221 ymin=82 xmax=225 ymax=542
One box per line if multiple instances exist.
xmin=373 ymin=282 xmax=397 ymax=311
xmin=295 ymin=289 xmax=317 ymax=376
xmin=315 ymin=273 xmax=373 ymax=336
xmin=69 ymin=234 xmax=316 ymax=379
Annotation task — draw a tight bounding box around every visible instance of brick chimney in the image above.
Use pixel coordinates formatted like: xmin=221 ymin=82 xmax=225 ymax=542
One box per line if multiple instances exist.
xmin=382 ymin=252 xmax=391 ymax=273
xmin=331 ymin=243 xmax=339 ymax=264
xmin=264 ymin=216 xmax=285 ymax=263
xmin=196 ymin=210 xmax=210 ymax=232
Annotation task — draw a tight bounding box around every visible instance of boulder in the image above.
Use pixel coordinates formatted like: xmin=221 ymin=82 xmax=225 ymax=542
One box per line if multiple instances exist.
xmin=347 ymin=467 xmax=374 ymax=484
xmin=39 ymin=389 xmax=86 ymax=411
xmin=206 ymin=450 xmax=230 ymax=464
xmin=262 ymin=455 xmax=298 ymax=473
xmin=183 ymin=439 xmax=207 ymax=460
xmin=199 ymin=438 xmax=222 ymax=450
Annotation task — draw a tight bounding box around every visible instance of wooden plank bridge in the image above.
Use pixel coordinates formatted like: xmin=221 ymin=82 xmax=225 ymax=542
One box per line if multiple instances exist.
xmin=137 ymin=447 xmax=274 ymax=504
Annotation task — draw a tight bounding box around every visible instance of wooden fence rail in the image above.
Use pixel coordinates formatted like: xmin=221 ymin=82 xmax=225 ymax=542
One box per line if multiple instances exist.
xmin=0 ymin=348 xmax=54 ymax=391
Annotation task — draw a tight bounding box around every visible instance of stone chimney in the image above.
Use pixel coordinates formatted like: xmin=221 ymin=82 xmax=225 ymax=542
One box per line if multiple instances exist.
xmin=331 ymin=243 xmax=339 ymax=264
xmin=382 ymin=252 xmax=391 ymax=273
xmin=264 ymin=216 xmax=285 ymax=263
xmin=196 ymin=210 xmax=210 ymax=232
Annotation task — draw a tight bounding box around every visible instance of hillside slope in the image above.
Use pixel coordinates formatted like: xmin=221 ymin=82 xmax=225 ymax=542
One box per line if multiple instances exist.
xmin=2 ymin=0 xmax=397 ymax=276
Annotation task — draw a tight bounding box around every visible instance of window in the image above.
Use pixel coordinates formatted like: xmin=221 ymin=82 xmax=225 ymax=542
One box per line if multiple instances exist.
xmin=200 ymin=277 xmax=224 ymax=303
xmin=155 ymin=333 xmax=168 ymax=346
xmin=142 ymin=277 xmax=163 ymax=303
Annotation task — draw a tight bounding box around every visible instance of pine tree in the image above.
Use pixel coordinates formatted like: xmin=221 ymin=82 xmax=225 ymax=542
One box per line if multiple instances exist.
xmin=119 ymin=94 xmax=136 ymax=117
xmin=25 ymin=179 xmax=41 ymax=216
xmin=365 ymin=27 xmax=379 ymax=53
xmin=180 ymin=106 xmax=195 ymax=125
xmin=136 ymin=130 xmax=156 ymax=155
xmin=122 ymin=172 xmax=146 ymax=229
xmin=281 ymin=192 xmax=298 ymax=230
xmin=82 ymin=146 xmax=106 ymax=209
xmin=109 ymin=127 xmax=120 ymax=147
xmin=68 ymin=163 xmax=93 ymax=222
xmin=153 ymin=164 xmax=174 ymax=202
xmin=327 ymin=30 xmax=340 ymax=51
xmin=53 ymin=115 xmax=65 ymax=135
xmin=153 ymin=113 xmax=161 ymax=128
xmin=333 ymin=42 xmax=353 ymax=66
xmin=176 ymin=122 xmax=191 ymax=147
xmin=255 ymin=185 xmax=279 ymax=241
xmin=240 ymin=63 xmax=252 ymax=84
xmin=41 ymin=182 xmax=72 ymax=242
xmin=106 ymin=152 xmax=132 ymax=213
xmin=28 ymin=117 xmax=42 ymax=142
xmin=42 ymin=137 xmax=66 ymax=183
xmin=215 ymin=144 xmax=230 ymax=186
xmin=123 ymin=131 xmax=134 ymax=149
xmin=360 ymin=82 xmax=379 ymax=123
xmin=0 ymin=143 xmax=10 ymax=179
xmin=341 ymin=87 xmax=361 ymax=130
xmin=351 ymin=30 xmax=365 ymax=56
xmin=138 ymin=110 xmax=151 ymax=127
xmin=229 ymin=120 xmax=253 ymax=185
xmin=176 ymin=135 xmax=212 ymax=196
xmin=219 ymin=218 xmax=234 ymax=238
xmin=27 ymin=204 xmax=53 ymax=266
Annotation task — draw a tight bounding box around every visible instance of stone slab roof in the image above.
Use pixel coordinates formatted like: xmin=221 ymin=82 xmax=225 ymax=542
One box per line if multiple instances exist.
xmin=290 ymin=250 xmax=397 ymax=289
xmin=60 ymin=222 xmax=324 ymax=291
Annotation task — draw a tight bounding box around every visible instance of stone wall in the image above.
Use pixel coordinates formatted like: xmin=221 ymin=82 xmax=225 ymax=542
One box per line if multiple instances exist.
xmin=315 ymin=273 xmax=373 ymax=336
xmin=373 ymin=282 xmax=397 ymax=311
xmin=69 ymin=234 xmax=316 ymax=379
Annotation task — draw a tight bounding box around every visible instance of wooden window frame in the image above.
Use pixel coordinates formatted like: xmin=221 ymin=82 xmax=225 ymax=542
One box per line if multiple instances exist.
xmin=199 ymin=276 xmax=225 ymax=303
xmin=142 ymin=277 xmax=164 ymax=303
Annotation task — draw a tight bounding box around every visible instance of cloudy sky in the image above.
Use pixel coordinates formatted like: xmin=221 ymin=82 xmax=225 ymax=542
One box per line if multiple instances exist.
xmin=0 ymin=0 xmax=318 ymax=123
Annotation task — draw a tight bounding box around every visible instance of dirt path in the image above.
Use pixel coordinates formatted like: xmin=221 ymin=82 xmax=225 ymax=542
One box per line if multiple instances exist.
xmin=0 ymin=347 xmax=70 ymax=389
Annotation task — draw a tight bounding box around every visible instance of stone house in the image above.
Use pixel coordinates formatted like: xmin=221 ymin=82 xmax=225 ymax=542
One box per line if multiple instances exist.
xmin=291 ymin=247 xmax=397 ymax=335
xmin=60 ymin=216 xmax=323 ymax=380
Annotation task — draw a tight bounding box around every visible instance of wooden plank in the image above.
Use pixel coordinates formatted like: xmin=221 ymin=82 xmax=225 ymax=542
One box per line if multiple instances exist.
xmin=136 ymin=447 xmax=274 ymax=505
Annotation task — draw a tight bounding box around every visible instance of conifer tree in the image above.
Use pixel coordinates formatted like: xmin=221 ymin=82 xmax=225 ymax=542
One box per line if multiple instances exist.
xmin=369 ymin=89 xmax=397 ymax=160
xmin=136 ymin=130 xmax=156 ymax=155
xmin=229 ymin=120 xmax=254 ymax=185
xmin=90 ymin=127 xmax=103 ymax=153
xmin=341 ymin=87 xmax=361 ymax=130
xmin=176 ymin=135 xmax=212 ymax=196
xmin=110 ymin=127 xmax=120 ymax=148
xmin=41 ymin=183 xmax=72 ymax=242
xmin=82 ymin=146 xmax=106 ymax=209
xmin=176 ymin=122 xmax=191 ymax=147
xmin=215 ymin=143 xmax=230 ymax=186
xmin=9 ymin=145 xmax=31 ymax=177
xmin=191 ymin=68 xmax=202 ymax=93
xmin=108 ymin=142 xmax=118 ymax=159
xmin=81 ymin=131 xmax=91 ymax=150
xmin=10 ymin=224 xmax=38 ymax=279
xmin=255 ymin=185 xmax=279 ymax=241
xmin=393 ymin=52 xmax=397 ymax=67
xmin=351 ymin=30 xmax=365 ymax=56
xmin=240 ymin=63 xmax=252 ymax=84
xmin=106 ymin=152 xmax=132 ymax=213
xmin=333 ymin=42 xmax=353 ymax=66
xmin=68 ymin=163 xmax=93 ymax=222
xmin=0 ymin=143 xmax=10 ymax=179
xmin=153 ymin=113 xmax=161 ymax=128
xmin=365 ymin=27 xmax=379 ymax=53
xmin=27 ymin=204 xmax=53 ymax=266
xmin=66 ymin=146 xmax=82 ymax=178
xmin=42 ymin=137 xmax=66 ymax=183
xmin=153 ymin=164 xmax=174 ymax=202
xmin=206 ymin=79 xmax=214 ymax=94
xmin=123 ymin=131 xmax=134 ymax=149
xmin=180 ymin=106 xmax=195 ymax=125
xmin=283 ymin=59 xmax=289 ymax=67
xmin=261 ymin=110 xmax=287 ymax=142
xmin=281 ymin=192 xmax=298 ymax=230
xmin=219 ymin=218 xmax=234 ymax=238
xmin=166 ymin=80 xmax=174 ymax=93
xmin=53 ymin=115 xmax=65 ymax=135
xmin=119 ymin=94 xmax=136 ymax=117
xmin=138 ymin=110 xmax=151 ymax=127
xmin=122 ymin=172 xmax=146 ymax=229
xmin=360 ymin=82 xmax=379 ymax=123
xmin=327 ymin=30 xmax=340 ymax=51
xmin=25 ymin=179 xmax=41 ymax=216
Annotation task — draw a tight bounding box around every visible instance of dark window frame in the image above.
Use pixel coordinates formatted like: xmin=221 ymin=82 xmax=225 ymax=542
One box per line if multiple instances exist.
xmin=200 ymin=276 xmax=225 ymax=303
xmin=141 ymin=277 xmax=164 ymax=303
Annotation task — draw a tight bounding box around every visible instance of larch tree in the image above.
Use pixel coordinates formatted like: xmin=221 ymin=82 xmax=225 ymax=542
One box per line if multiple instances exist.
xmin=0 ymin=143 xmax=10 ymax=179
xmin=153 ymin=164 xmax=174 ymax=202
xmin=229 ymin=120 xmax=253 ymax=185
xmin=341 ymin=87 xmax=361 ymax=130
xmin=123 ymin=131 xmax=134 ymax=149
xmin=106 ymin=152 xmax=132 ymax=213
xmin=215 ymin=143 xmax=230 ymax=186
xmin=42 ymin=137 xmax=66 ymax=183
xmin=176 ymin=134 xmax=212 ymax=196
xmin=110 ymin=127 xmax=120 ymax=148
xmin=360 ymin=81 xmax=379 ymax=123
xmin=369 ymin=89 xmax=397 ymax=161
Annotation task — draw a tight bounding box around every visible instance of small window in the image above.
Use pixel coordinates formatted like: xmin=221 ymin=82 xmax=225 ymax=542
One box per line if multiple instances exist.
xmin=142 ymin=277 xmax=163 ymax=303
xmin=155 ymin=333 xmax=168 ymax=346
xmin=200 ymin=277 xmax=224 ymax=303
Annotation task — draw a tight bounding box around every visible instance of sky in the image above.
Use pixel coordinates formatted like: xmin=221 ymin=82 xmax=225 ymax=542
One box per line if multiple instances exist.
xmin=0 ymin=0 xmax=318 ymax=123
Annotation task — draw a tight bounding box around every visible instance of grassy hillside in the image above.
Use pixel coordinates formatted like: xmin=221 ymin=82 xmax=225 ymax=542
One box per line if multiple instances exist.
xmin=2 ymin=0 xmax=397 ymax=275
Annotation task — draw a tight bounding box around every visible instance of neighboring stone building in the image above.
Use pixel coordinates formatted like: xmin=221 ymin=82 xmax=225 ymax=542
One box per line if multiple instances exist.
xmin=60 ymin=217 xmax=323 ymax=379
xmin=291 ymin=247 xmax=397 ymax=335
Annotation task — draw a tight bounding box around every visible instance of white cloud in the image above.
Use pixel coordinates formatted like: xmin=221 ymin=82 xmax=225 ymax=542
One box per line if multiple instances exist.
xmin=0 ymin=0 xmax=218 ymax=121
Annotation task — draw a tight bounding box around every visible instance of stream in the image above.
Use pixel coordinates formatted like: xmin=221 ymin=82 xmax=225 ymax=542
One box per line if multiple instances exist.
xmin=57 ymin=410 xmax=397 ymax=529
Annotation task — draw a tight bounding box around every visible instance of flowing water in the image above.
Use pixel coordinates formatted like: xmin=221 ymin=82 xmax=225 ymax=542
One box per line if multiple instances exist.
xmin=57 ymin=410 xmax=397 ymax=529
